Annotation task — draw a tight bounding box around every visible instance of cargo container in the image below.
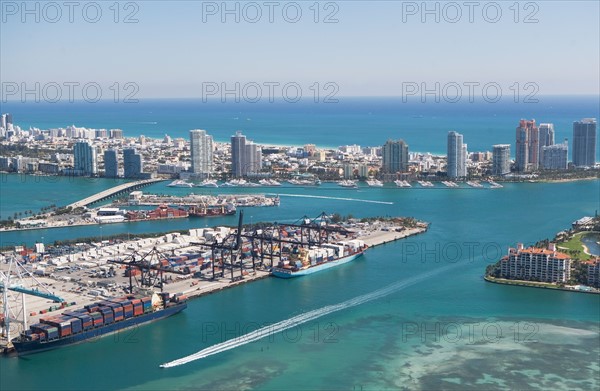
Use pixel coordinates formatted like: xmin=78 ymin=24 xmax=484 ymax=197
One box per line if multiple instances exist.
xmin=124 ymin=268 xmax=141 ymax=277
xmin=69 ymin=318 xmax=83 ymax=334
xmin=12 ymin=292 xmax=187 ymax=355
xmin=85 ymin=305 xmax=100 ymax=313
xmin=133 ymin=305 xmax=143 ymax=316
xmin=89 ymin=312 xmax=104 ymax=327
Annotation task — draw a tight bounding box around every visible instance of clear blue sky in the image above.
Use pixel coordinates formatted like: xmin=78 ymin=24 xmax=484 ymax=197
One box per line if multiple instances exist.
xmin=1 ymin=1 xmax=599 ymax=98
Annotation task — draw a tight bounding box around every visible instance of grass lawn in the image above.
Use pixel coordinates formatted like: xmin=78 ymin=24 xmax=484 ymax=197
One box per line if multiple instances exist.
xmin=557 ymin=231 xmax=599 ymax=261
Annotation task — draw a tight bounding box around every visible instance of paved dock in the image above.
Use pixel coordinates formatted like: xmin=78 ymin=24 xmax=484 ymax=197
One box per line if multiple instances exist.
xmin=0 ymin=220 xmax=428 ymax=350
xmin=360 ymin=227 xmax=427 ymax=248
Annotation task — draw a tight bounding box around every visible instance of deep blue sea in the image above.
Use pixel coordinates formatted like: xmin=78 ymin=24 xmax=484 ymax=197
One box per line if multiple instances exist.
xmin=2 ymin=96 xmax=599 ymax=156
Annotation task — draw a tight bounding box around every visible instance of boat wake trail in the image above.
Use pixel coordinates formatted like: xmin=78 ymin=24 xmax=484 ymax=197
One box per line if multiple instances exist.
xmin=159 ymin=264 xmax=456 ymax=368
xmin=274 ymin=193 xmax=393 ymax=205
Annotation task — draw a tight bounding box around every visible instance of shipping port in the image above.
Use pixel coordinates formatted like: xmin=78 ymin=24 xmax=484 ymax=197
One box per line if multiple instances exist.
xmin=2 ymin=192 xmax=279 ymax=232
xmin=1 ymin=213 xmax=428 ymax=355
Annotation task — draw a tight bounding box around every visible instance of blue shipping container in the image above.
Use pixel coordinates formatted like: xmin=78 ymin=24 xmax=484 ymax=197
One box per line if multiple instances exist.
xmin=70 ymin=318 xmax=83 ymax=333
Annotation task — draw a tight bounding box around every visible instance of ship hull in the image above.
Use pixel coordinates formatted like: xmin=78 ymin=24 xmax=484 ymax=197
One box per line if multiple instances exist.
xmin=271 ymin=252 xmax=363 ymax=278
xmin=11 ymin=303 xmax=186 ymax=355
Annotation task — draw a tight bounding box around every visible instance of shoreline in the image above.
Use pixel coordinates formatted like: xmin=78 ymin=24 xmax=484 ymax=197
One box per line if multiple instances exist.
xmin=484 ymin=275 xmax=599 ymax=295
xmin=0 ymin=222 xmax=428 ymax=352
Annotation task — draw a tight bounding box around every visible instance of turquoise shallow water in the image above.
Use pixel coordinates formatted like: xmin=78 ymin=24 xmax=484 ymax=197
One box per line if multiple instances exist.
xmin=1 ymin=176 xmax=599 ymax=390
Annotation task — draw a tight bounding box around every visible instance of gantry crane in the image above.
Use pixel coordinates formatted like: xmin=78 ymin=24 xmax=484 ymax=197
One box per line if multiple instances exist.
xmin=0 ymin=256 xmax=64 ymax=341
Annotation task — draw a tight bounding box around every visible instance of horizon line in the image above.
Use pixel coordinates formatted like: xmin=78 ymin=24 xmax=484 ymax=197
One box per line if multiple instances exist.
xmin=2 ymin=94 xmax=600 ymax=104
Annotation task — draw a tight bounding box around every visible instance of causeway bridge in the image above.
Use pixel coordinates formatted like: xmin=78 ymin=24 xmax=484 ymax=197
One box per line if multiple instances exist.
xmin=66 ymin=179 xmax=165 ymax=209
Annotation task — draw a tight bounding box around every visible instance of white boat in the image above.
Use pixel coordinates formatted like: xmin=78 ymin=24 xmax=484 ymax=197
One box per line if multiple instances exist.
xmin=395 ymin=180 xmax=412 ymax=188
xmin=466 ymin=181 xmax=484 ymax=188
xmin=259 ymin=179 xmax=282 ymax=186
xmin=366 ymin=179 xmax=383 ymax=187
xmin=338 ymin=180 xmax=358 ymax=188
xmin=222 ymin=179 xmax=262 ymax=187
xmin=167 ymin=180 xmax=194 ymax=188
xmin=289 ymin=179 xmax=320 ymax=186
xmin=418 ymin=181 xmax=434 ymax=187
xmin=197 ymin=179 xmax=219 ymax=188
xmin=441 ymin=181 xmax=458 ymax=188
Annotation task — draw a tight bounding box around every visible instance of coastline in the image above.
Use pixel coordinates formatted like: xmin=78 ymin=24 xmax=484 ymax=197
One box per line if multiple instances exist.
xmin=0 ymin=222 xmax=429 ymax=350
xmin=484 ymin=275 xmax=599 ymax=294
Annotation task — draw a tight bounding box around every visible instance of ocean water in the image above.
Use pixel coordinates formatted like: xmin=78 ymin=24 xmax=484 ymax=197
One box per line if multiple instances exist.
xmin=1 ymin=178 xmax=599 ymax=391
xmin=2 ymin=96 xmax=599 ymax=156
xmin=0 ymin=97 xmax=599 ymax=390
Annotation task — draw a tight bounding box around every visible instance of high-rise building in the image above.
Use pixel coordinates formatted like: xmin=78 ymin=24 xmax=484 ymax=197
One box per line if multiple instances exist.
xmin=190 ymin=129 xmax=214 ymax=175
xmin=73 ymin=141 xmax=97 ymax=176
xmin=103 ymin=150 xmax=118 ymax=178
xmin=500 ymin=244 xmax=572 ymax=283
xmin=0 ymin=114 xmax=6 ymax=129
xmin=95 ymin=129 xmax=108 ymax=138
xmin=231 ymin=131 xmax=262 ymax=177
xmin=492 ymin=144 xmax=511 ymax=175
xmin=109 ymin=129 xmax=123 ymax=139
xmin=515 ymin=119 xmax=538 ymax=171
xmin=123 ymin=148 xmax=143 ymax=178
xmin=542 ymin=140 xmax=568 ymax=170
xmin=381 ymin=139 xmax=409 ymax=174
xmin=447 ymin=131 xmax=467 ymax=178
xmin=538 ymin=123 xmax=555 ymax=163
xmin=572 ymin=118 xmax=597 ymax=167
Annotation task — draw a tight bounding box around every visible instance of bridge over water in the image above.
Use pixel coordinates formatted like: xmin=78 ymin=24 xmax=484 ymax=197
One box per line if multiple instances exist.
xmin=66 ymin=178 xmax=165 ymax=209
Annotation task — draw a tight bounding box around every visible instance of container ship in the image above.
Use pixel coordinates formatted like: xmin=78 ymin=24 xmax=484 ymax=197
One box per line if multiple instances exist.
xmin=271 ymin=240 xmax=367 ymax=278
xmin=188 ymin=203 xmax=236 ymax=217
xmin=11 ymin=292 xmax=187 ymax=355
xmin=126 ymin=204 xmax=188 ymax=221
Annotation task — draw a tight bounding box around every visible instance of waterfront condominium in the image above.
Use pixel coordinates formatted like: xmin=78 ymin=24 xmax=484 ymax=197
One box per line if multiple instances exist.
xmin=541 ymin=141 xmax=568 ymax=170
xmin=586 ymin=259 xmax=600 ymax=288
xmin=123 ymin=148 xmax=144 ymax=179
xmin=515 ymin=119 xmax=539 ymax=172
xmin=500 ymin=243 xmax=572 ymax=283
xmin=231 ymin=131 xmax=262 ymax=177
xmin=381 ymin=139 xmax=409 ymax=174
xmin=492 ymin=144 xmax=511 ymax=175
xmin=538 ymin=123 xmax=555 ymax=163
xmin=103 ymin=149 xmax=119 ymax=178
xmin=572 ymin=118 xmax=597 ymax=167
xmin=190 ymin=129 xmax=214 ymax=176
xmin=73 ymin=141 xmax=97 ymax=176
xmin=447 ymin=131 xmax=467 ymax=178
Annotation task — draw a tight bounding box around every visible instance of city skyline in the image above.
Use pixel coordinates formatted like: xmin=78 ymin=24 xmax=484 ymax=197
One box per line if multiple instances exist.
xmin=1 ymin=1 xmax=599 ymax=388
xmin=573 ymin=118 xmax=598 ymax=167
xmin=189 ymin=129 xmax=214 ymax=176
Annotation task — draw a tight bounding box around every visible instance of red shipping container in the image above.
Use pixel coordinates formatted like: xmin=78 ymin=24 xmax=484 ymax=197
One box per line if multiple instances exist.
xmin=60 ymin=327 xmax=72 ymax=337
xmin=133 ymin=305 xmax=143 ymax=316
xmin=130 ymin=299 xmax=141 ymax=306
xmin=123 ymin=304 xmax=133 ymax=312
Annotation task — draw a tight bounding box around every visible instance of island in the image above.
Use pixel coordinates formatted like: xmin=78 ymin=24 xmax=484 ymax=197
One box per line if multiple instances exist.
xmin=485 ymin=215 xmax=600 ymax=293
